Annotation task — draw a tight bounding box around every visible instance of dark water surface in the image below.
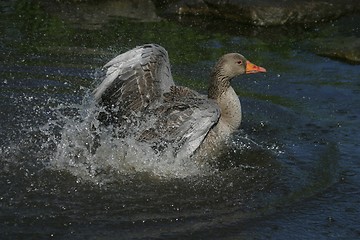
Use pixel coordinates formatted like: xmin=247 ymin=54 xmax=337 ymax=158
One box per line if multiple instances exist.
xmin=1 ymin=1 xmax=360 ymax=239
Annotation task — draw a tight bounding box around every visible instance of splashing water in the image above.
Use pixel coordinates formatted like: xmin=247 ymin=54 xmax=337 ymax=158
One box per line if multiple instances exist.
xmin=36 ymin=82 xmax=281 ymax=184
xmin=39 ymin=90 xmax=215 ymax=183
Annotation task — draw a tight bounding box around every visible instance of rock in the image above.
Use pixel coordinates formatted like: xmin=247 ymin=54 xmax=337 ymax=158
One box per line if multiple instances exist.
xmin=42 ymin=0 xmax=160 ymax=29
xmin=158 ymin=0 xmax=360 ymax=26
xmin=312 ymin=36 xmax=360 ymax=64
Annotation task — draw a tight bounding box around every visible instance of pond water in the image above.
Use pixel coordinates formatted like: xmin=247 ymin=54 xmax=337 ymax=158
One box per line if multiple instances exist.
xmin=1 ymin=1 xmax=360 ymax=239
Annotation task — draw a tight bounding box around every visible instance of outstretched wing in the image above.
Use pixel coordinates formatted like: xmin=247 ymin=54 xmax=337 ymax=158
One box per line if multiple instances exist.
xmin=139 ymin=86 xmax=220 ymax=158
xmin=93 ymin=44 xmax=175 ymax=118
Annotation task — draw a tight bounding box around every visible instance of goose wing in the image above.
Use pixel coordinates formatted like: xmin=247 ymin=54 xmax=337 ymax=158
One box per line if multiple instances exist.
xmin=140 ymin=86 xmax=220 ymax=158
xmin=93 ymin=44 xmax=175 ymax=118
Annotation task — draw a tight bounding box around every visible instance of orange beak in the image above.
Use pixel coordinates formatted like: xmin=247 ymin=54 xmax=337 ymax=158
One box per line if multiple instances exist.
xmin=245 ymin=60 xmax=267 ymax=74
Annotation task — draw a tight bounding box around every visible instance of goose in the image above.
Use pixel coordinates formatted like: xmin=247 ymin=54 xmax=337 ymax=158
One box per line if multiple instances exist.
xmin=93 ymin=44 xmax=266 ymax=159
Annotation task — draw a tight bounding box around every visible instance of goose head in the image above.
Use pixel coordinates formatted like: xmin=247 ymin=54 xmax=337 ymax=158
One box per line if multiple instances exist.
xmin=209 ymin=53 xmax=266 ymax=99
xmin=218 ymin=53 xmax=266 ymax=78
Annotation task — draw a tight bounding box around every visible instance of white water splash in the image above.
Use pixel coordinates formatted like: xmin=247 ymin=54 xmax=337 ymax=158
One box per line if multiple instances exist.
xmin=38 ymin=85 xmax=282 ymax=184
xmin=40 ymin=90 xmax=209 ymax=183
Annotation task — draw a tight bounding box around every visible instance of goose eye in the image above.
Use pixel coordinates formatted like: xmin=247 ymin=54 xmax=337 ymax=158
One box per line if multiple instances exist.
xmin=237 ymin=60 xmax=243 ymax=65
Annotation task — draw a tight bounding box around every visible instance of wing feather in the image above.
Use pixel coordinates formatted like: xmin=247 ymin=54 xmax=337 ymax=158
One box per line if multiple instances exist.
xmin=140 ymin=86 xmax=220 ymax=158
xmin=93 ymin=44 xmax=175 ymax=116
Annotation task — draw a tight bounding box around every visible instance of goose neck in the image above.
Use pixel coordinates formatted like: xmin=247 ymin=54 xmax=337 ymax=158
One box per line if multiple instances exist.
xmin=208 ymin=69 xmax=231 ymax=100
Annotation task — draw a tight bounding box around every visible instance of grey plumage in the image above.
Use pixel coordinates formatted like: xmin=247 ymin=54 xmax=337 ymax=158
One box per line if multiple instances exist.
xmin=92 ymin=44 xmax=266 ymax=159
xmin=93 ymin=44 xmax=221 ymax=158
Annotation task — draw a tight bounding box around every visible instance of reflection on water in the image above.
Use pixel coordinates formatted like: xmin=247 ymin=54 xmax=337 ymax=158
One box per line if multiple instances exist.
xmin=1 ymin=1 xmax=360 ymax=239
